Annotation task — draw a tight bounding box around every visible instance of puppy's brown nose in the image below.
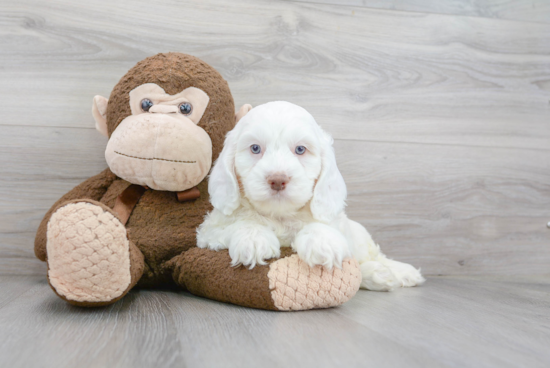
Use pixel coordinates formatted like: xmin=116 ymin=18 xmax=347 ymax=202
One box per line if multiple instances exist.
xmin=267 ymin=174 xmax=289 ymax=191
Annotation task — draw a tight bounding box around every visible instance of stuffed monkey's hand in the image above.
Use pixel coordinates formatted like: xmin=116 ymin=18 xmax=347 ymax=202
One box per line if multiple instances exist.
xmin=172 ymin=247 xmax=362 ymax=311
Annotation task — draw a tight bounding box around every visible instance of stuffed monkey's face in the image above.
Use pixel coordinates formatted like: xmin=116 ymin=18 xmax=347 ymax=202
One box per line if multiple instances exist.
xmin=102 ymin=83 xmax=213 ymax=191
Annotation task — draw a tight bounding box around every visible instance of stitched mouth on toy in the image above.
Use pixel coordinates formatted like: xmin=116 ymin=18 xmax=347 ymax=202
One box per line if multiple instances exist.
xmin=114 ymin=151 xmax=197 ymax=164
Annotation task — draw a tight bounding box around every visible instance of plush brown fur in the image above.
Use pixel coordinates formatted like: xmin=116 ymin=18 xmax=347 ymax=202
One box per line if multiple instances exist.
xmin=35 ymin=53 xmax=234 ymax=289
xmin=170 ymin=247 xmax=297 ymax=311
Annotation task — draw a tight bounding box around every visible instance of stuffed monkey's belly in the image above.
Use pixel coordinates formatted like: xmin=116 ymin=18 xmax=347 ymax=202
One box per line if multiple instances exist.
xmin=115 ymin=183 xmax=212 ymax=287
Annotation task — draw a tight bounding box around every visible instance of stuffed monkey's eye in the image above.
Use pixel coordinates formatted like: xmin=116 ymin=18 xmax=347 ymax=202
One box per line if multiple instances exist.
xmin=179 ymin=102 xmax=193 ymax=115
xmin=141 ymin=99 xmax=153 ymax=112
xmin=295 ymin=146 xmax=306 ymax=155
xmin=250 ymin=144 xmax=261 ymax=154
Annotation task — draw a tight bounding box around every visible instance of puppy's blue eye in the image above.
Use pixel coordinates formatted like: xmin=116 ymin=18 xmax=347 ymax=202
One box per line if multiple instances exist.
xmin=250 ymin=144 xmax=261 ymax=154
xmin=295 ymin=146 xmax=306 ymax=155
xmin=141 ymin=99 xmax=153 ymax=112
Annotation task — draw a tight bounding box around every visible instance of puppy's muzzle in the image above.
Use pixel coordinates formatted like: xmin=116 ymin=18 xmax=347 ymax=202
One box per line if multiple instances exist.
xmin=267 ymin=174 xmax=290 ymax=192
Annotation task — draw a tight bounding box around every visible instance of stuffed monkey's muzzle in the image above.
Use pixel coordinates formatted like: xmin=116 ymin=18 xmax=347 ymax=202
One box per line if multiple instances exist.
xmin=105 ymin=114 xmax=212 ymax=191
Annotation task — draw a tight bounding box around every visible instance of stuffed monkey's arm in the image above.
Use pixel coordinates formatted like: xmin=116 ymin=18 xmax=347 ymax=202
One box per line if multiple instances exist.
xmin=170 ymin=247 xmax=362 ymax=311
xmin=34 ymin=168 xmax=118 ymax=261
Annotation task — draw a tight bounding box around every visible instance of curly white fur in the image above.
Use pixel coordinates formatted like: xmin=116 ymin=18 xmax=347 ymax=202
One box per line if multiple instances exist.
xmin=197 ymin=101 xmax=425 ymax=291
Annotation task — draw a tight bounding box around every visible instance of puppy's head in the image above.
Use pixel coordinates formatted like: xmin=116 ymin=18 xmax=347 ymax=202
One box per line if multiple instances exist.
xmin=209 ymin=101 xmax=346 ymax=222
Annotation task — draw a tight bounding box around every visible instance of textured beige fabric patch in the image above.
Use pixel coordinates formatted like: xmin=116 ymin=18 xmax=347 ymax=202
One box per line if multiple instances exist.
xmin=105 ymin=114 xmax=212 ymax=192
xmin=47 ymin=202 xmax=131 ymax=303
xmin=92 ymin=95 xmax=109 ymax=137
xmin=268 ymin=255 xmax=362 ymax=311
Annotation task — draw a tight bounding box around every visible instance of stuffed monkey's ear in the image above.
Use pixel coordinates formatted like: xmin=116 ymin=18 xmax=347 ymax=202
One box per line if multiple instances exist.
xmin=208 ymin=128 xmax=241 ymax=215
xmin=92 ymin=95 xmax=109 ymax=137
xmin=235 ymin=104 xmax=252 ymax=123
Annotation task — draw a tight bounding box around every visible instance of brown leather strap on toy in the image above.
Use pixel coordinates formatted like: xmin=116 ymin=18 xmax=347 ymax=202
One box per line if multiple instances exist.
xmin=113 ymin=185 xmax=201 ymax=225
xmin=113 ymin=185 xmax=147 ymax=225
xmin=177 ymin=187 xmax=201 ymax=202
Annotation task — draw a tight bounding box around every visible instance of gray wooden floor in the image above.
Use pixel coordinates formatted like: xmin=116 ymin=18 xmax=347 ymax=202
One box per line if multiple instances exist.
xmin=0 ymin=275 xmax=548 ymax=368
xmin=1 ymin=0 xmax=550 ymax=367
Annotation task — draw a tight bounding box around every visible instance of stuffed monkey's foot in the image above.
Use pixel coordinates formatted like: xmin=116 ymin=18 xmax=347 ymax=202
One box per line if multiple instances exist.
xmin=46 ymin=200 xmax=143 ymax=307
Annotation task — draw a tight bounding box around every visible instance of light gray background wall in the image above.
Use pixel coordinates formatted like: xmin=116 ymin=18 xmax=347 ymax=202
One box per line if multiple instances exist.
xmin=1 ymin=0 xmax=549 ymax=277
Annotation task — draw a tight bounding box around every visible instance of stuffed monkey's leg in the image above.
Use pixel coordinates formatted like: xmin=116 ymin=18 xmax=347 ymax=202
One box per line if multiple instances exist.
xmin=46 ymin=199 xmax=144 ymax=307
xmin=170 ymin=248 xmax=362 ymax=311
xmin=35 ymin=168 xmax=117 ymax=262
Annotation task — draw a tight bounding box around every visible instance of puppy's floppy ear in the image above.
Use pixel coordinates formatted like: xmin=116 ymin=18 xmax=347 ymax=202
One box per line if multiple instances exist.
xmin=208 ymin=128 xmax=241 ymax=215
xmin=310 ymin=130 xmax=347 ymax=223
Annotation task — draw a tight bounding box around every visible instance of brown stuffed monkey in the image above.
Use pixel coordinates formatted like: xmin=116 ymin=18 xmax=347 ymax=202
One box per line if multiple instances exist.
xmin=34 ymin=53 xmax=361 ymax=311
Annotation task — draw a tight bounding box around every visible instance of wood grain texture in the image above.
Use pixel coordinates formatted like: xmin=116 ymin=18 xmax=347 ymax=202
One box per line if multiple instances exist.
xmin=0 ymin=0 xmax=549 ymax=276
xmin=286 ymin=0 xmax=550 ymax=24
xmin=340 ymin=139 xmax=550 ymax=275
xmin=0 ymin=275 xmax=548 ymax=368
xmin=2 ymin=0 xmax=550 ymax=149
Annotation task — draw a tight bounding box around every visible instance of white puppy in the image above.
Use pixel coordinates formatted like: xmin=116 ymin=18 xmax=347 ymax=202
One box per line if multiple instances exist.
xmin=197 ymin=101 xmax=425 ymax=291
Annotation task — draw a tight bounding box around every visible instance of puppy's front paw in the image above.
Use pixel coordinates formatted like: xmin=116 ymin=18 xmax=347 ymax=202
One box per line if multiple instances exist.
xmin=228 ymin=226 xmax=281 ymax=268
xmin=293 ymin=223 xmax=351 ymax=270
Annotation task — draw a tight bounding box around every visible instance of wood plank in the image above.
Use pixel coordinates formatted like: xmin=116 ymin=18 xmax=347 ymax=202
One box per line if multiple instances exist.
xmin=286 ymin=0 xmax=550 ymax=24
xmin=335 ymin=276 xmax=550 ymax=368
xmin=0 ymin=258 xmax=46 ymax=276
xmin=0 ymin=232 xmax=47 ymax=276
xmin=0 ymin=275 xmax=44 ymax=308
xmin=0 ymin=126 xmax=107 ymax=238
xmin=1 ymin=125 xmax=548 ymax=276
xmin=338 ymin=139 xmax=550 ymax=275
xmin=1 ymin=0 xmax=549 ymax=150
xmin=0 ymin=276 xmax=548 ymax=368
xmin=0 ymin=277 xmax=441 ymax=368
